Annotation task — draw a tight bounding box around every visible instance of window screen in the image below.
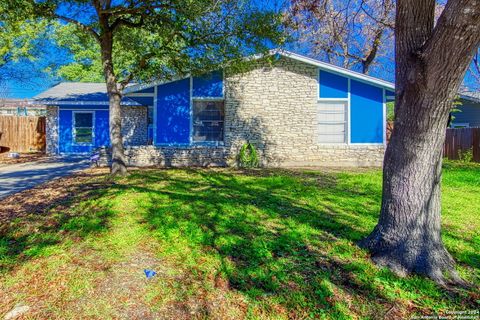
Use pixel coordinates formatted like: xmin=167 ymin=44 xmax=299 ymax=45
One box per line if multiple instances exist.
xmin=317 ymin=101 xmax=347 ymax=143
xmin=74 ymin=112 xmax=93 ymax=144
xmin=192 ymin=100 xmax=224 ymax=142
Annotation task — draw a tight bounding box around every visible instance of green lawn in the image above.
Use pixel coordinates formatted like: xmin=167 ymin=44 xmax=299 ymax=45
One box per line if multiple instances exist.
xmin=1 ymin=162 xmax=479 ymax=319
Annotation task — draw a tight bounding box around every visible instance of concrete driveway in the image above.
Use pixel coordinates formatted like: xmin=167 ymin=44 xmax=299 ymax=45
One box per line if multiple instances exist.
xmin=0 ymin=155 xmax=90 ymax=199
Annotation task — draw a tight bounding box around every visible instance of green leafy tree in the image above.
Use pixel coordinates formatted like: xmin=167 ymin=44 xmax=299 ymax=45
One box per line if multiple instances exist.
xmin=0 ymin=4 xmax=49 ymax=89
xmin=9 ymin=0 xmax=284 ymax=175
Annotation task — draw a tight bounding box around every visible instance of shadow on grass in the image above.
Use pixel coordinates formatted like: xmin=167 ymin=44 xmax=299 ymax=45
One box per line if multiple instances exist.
xmin=0 ymin=171 xmax=117 ymax=272
xmin=111 ymin=168 xmax=416 ymax=316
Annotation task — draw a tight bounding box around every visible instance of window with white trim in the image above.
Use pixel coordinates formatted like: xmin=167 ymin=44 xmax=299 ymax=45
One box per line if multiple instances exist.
xmin=192 ymin=100 xmax=224 ymax=142
xmin=73 ymin=111 xmax=94 ymax=145
xmin=317 ymin=101 xmax=347 ymax=143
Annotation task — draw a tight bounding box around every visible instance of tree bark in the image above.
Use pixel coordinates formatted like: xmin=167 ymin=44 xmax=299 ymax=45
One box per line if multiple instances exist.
xmin=100 ymin=31 xmax=127 ymax=176
xmin=359 ymin=0 xmax=480 ymax=285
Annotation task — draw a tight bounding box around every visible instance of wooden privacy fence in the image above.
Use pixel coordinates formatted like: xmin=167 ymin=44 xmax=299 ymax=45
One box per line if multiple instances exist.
xmin=0 ymin=116 xmax=46 ymax=152
xmin=444 ymin=127 xmax=480 ymax=162
xmin=387 ymin=123 xmax=479 ymax=162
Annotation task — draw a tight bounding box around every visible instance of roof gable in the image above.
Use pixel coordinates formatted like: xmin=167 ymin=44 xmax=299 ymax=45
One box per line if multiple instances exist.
xmin=124 ymin=50 xmax=395 ymax=94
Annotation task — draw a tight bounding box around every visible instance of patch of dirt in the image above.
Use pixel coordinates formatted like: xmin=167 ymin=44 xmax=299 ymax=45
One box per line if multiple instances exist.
xmin=83 ymin=250 xmax=164 ymax=320
xmin=0 ymin=152 xmax=47 ymax=165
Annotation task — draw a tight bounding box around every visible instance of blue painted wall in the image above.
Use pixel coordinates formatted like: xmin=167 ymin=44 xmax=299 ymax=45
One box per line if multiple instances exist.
xmin=156 ymin=78 xmax=191 ymax=144
xmin=350 ymin=80 xmax=384 ymax=143
xmin=58 ymin=109 xmax=110 ymax=153
xmin=385 ymin=90 xmax=395 ymax=102
xmin=319 ymin=70 xmax=349 ymax=99
xmin=193 ymin=71 xmax=223 ymax=98
xmin=95 ymin=110 xmax=110 ymax=147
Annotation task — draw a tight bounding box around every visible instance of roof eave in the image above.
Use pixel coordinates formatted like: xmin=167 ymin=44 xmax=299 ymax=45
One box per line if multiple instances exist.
xmin=272 ymin=49 xmax=395 ymax=90
xmin=32 ymin=100 xmax=141 ymax=106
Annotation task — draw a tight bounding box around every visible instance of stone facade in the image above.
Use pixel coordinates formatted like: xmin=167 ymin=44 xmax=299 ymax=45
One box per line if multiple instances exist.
xmin=97 ymin=145 xmax=227 ymax=167
xmin=222 ymin=57 xmax=385 ymax=167
xmin=121 ymin=106 xmax=148 ymax=146
xmin=46 ymin=106 xmax=59 ymax=155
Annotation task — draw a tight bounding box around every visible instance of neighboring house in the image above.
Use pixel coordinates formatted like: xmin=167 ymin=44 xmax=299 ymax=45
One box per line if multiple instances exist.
xmin=35 ymin=50 xmax=396 ymax=167
xmin=451 ymin=92 xmax=480 ymax=128
xmin=0 ymin=99 xmax=46 ymax=116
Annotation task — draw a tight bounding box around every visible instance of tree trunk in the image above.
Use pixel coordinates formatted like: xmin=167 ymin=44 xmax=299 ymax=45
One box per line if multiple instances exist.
xmin=100 ymin=32 xmax=127 ymax=176
xmin=359 ymin=93 xmax=460 ymax=284
xmin=108 ymin=89 xmax=127 ymax=176
xmin=359 ymin=0 xmax=480 ymax=285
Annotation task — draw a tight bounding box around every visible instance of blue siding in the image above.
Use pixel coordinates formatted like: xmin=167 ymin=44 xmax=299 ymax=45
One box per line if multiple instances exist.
xmin=95 ymin=110 xmax=110 ymax=147
xmin=350 ymin=80 xmax=384 ymax=143
xmin=386 ymin=90 xmax=395 ymax=102
xmin=386 ymin=90 xmax=395 ymax=97
xmin=156 ymin=78 xmax=191 ymax=144
xmin=319 ymin=70 xmax=349 ymax=98
xmin=193 ymin=71 xmax=223 ymax=98
xmin=59 ymin=109 xmax=110 ymax=153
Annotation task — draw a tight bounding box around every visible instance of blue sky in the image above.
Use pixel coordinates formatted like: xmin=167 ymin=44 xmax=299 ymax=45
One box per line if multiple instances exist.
xmin=2 ymin=0 xmax=478 ymax=99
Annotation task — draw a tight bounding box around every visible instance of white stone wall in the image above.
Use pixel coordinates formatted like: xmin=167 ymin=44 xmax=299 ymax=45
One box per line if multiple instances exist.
xmin=46 ymin=106 xmax=58 ymax=155
xmin=97 ymin=145 xmax=227 ymax=167
xmin=223 ymin=57 xmax=385 ymax=167
xmin=121 ymin=106 xmax=148 ymax=146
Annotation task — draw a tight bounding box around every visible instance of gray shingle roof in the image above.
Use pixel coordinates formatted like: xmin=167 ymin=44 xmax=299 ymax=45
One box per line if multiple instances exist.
xmin=33 ymin=82 xmax=140 ymax=106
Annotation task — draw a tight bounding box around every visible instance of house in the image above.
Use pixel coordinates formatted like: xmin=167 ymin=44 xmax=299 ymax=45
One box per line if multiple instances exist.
xmin=451 ymin=92 xmax=480 ymax=128
xmin=35 ymin=50 xmax=396 ymax=167
xmin=0 ymin=99 xmax=46 ymax=116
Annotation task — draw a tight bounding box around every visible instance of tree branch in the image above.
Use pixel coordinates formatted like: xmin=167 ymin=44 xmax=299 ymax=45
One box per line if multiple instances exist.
xmin=422 ymin=0 xmax=480 ymax=82
xmin=53 ymin=14 xmax=101 ymax=43
xmin=111 ymin=16 xmax=144 ymax=31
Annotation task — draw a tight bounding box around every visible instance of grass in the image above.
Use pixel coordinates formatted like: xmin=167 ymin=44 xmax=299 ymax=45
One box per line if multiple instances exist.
xmin=0 ymin=162 xmax=479 ymax=319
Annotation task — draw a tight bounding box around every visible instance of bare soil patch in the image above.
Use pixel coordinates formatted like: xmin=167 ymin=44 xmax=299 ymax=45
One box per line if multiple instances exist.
xmin=0 ymin=152 xmax=47 ymax=166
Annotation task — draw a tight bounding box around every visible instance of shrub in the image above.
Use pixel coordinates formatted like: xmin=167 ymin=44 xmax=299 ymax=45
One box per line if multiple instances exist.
xmin=238 ymin=142 xmax=259 ymax=168
xmin=457 ymin=148 xmax=474 ymax=163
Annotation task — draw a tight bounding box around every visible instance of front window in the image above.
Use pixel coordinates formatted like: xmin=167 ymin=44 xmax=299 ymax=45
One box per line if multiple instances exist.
xmin=73 ymin=112 xmax=94 ymax=145
xmin=192 ymin=100 xmax=224 ymax=142
xmin=317 ymin=101 xmax=347 ymax=143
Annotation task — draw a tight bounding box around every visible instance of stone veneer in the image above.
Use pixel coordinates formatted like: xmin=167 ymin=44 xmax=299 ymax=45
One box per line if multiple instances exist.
xmin=222 ymin=57 xmax=385 ymax=167
xmin=97 ymin=145 xmax=227 ymax=167
xmin=46 ymin=106 xmax=59 ymax=155
xmin=121 ymin=106 xmax=148 ymax=146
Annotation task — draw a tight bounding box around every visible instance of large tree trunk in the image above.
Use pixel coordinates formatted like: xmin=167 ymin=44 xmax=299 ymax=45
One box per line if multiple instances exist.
xmin=100 ymin=33 xmax=127 ymax=176
xmin=359 ymin=0 xmax=480 ymax=285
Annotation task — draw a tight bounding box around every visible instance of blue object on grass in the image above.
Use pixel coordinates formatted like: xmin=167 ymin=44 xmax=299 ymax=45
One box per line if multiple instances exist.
xmin=144 ymin=269 xmax=157 ymax=279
